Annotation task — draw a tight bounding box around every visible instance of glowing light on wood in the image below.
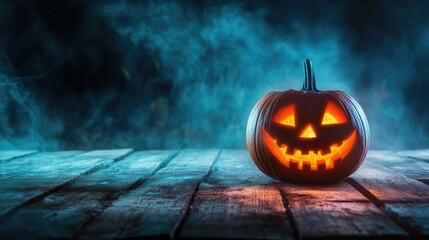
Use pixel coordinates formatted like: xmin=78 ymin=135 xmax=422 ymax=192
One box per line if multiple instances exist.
xmin=262 ymin=128 xmax=356 ymax=170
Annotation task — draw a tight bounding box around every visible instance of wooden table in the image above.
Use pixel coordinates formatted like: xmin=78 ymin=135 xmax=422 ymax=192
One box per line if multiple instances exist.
xmin=0 ymin=149 xmax=428 ymax=239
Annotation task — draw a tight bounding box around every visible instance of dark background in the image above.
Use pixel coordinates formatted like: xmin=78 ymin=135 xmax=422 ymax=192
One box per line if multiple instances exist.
xmin=0 ymin=0 xmax=428 ymax=150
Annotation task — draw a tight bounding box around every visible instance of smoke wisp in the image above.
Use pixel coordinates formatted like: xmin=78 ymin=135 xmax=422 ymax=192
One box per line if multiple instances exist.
xmin=1 ymin=0 xmax=428 ymax=150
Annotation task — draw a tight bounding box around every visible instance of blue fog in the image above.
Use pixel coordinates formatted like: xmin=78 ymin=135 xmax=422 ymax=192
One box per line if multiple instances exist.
xmin=0 ymin=0 xmax=429 ymax=150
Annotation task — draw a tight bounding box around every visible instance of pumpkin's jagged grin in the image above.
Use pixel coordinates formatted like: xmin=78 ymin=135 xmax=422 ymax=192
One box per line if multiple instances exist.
xmin=262 ymin=128 xmax=357 ymax=171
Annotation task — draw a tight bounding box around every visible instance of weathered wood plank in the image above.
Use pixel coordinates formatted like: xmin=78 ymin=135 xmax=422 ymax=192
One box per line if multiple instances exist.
xmin=0 ymin=151 xmax=83 ymax=180
xmin=0 ymin=149 xmax=131 ymax=217
xmin=281 ymin=181 xmax=408 ymax=238
xmin=385 ymin=203 xmax=429 ymax=236
xmin=351 ymin=161 xmax=429 ymax=202
xmin=350 ymin=161 xmax=429 ymax=237
xmin=366 ymin=151 xmax=429 ymax=181
xmin=0 ymin=150 xmax=177 ymax=239
xmin=291 ymin=201 xmax=408 ymax=238
xmin=0 ymin=149 xmax=427 ymax=239
xmin=79 ymin=149 xmax=220 ymax=239
xmin=0 ymin=150 xmax=37 ymax=162
xmin=180 ymin=149 xmax=293 ymax=240
xmin=0 ymin=150 xmax=83 ymax=215
xmin=397 ymin=149 xmax=429 ymax=161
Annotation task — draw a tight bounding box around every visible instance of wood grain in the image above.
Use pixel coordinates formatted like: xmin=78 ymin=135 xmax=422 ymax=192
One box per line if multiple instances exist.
xmin=397 ymin=149 xmax=429 ymax=160
xmin=280 ymin=181 xmax=408 ymax=238
xmin=0 ymin=149 xmax=427 ymax=239
xmin=350 ymin=161 xmax=429 ymax=202
xmin=0 ymin=149 xmax=130 ymax=217
xmin=350 ymin=161 xmax=429 ymax=237
xmin=79 ymin=149 xmax=219 ymax=239
xmin=367 ymin=150 xmax=429 ymax=181
xmin=0 ymin=150 xmax=176 ymax=239
xmin=0 ymin=150 xmax=37 ymax=162
xmin=385 ymin=203 xmax=429 ymax=236
xmin=180 ymin=149 xmax=293 ymax=240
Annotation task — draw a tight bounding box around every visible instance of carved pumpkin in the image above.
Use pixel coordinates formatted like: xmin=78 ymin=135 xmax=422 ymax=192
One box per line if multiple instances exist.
xmin=246 ymin=59 xmax=369 ymax=183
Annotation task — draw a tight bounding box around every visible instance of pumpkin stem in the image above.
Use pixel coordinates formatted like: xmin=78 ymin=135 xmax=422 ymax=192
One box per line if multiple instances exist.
xmin=302 ymin=59 xmax=319 ymax=92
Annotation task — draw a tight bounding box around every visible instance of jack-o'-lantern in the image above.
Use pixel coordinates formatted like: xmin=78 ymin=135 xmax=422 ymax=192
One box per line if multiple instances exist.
xmin=246 ymin=59 xmax=369 ymax=183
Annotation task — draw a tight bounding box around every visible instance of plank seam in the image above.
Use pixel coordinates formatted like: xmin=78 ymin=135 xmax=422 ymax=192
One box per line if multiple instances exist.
xmin=345 ymin=177 xmax=423 ymax=239
xmin=73 ymin=150 xmax=180 ymax=239
xmin=276 ymin=185 xmax=300 ymax=240
xmin=0 ymin=150 xmax=134 ymax=224
xmin=172 ymin=149 xmax=222 ymax=240
xmin=0 ymin=151 xmax=38 ymax=163
xmin=405 ymin=155 xmax=429 ymax=163
xmin=417 ymin=179 xmax=429 ymax=185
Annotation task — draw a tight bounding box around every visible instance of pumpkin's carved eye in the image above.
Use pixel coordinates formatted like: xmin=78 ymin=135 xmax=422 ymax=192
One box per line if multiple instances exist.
xmin=321 ymin=101 xmax=347 ymax=125
xmin=273 ymin=105 xmax=295 ymax=127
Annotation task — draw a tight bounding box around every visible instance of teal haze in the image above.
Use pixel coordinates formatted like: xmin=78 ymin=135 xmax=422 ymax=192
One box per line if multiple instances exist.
xmin=0 ymin=0 xmax=428 ymax=150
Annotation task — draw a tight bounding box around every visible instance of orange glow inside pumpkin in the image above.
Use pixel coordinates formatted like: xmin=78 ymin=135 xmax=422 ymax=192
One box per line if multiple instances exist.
xmin=273 ymin=105 xmax=295 ymax=127
xmin=262 ymin=128 xmax=356 ymax=170
xmin=322 ymin=101 xmax=348 ymax=125
xmin=299 ymin=124 xmax=317 ymax=138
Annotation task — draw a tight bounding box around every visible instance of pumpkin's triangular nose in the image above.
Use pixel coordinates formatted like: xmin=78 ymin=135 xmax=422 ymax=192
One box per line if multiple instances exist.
xmin=299 ymin=124 xmax=317 ymax=138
